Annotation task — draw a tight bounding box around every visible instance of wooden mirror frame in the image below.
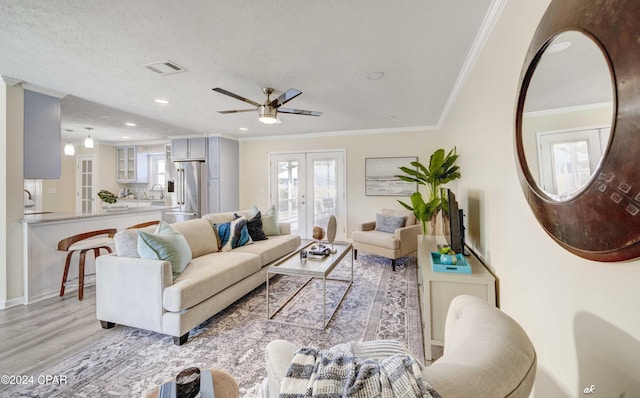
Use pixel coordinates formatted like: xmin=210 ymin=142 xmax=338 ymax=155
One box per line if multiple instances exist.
xmin=515 ymin=0 xmax=640 ymax=262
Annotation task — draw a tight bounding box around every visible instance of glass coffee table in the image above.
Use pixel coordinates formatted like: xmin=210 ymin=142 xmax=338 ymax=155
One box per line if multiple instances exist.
xmin=266 ymin=240 xmax=353 ymax=330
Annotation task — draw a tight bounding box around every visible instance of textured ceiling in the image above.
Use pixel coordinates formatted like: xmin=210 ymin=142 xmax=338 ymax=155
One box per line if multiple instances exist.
xmin=0 ymin=0 xmax=497 ymax=144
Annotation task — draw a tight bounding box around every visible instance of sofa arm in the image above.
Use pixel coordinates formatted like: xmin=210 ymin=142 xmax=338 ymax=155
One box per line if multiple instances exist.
xmin=395 ymin=223 xmax=421 ymax=254
xmin=96 ymin=254 xmax=173 ymax=333
xmin=357 ymin=221 xmax=376 ymax=231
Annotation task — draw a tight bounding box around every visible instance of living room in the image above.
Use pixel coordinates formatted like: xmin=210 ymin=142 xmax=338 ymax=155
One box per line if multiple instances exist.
xmin=2 ymin=0 xmax=640 ymax=397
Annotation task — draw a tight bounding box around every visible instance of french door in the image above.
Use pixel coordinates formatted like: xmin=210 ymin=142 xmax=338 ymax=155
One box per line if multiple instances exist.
xmin=76 ymin=155 xmax=96 ymax=213
xmin=270 ymin=151 xmax=346 ymax=240
xmin=537 ymin=127 xmax=609 ymax=196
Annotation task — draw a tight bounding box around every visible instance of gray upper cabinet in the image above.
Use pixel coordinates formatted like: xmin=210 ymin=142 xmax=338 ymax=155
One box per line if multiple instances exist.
xmin=24 ymin=90 xmax=61 ymax=179
xmin=207 ymin=137 xmax=239 ymax=213
xmin=171 ymin=137 xmax=206 ymax=161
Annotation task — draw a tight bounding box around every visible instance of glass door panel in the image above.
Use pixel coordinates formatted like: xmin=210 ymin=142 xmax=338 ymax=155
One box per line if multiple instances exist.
xmin=270 ymin=152 xmax=345 ymax=240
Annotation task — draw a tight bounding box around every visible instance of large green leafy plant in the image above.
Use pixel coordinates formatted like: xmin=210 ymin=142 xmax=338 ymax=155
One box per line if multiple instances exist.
xmin=396 ymin=148 xmax=460 ymax=234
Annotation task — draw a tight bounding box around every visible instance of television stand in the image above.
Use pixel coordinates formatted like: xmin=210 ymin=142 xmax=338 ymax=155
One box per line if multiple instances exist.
xmin=418 ymin=235 xmax=496 ymax=360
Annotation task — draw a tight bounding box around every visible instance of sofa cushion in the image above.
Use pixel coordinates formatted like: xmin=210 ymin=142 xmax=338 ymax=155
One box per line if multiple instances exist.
xmin=203 ymin=209 xmax=251 ymax=225
xmin=352 ymin=230 xmax=400 ymax=250
xmin=233 ymin=234 xmax=301 ymax=266
xmin=138 ymin=222 xmax=192 ymax=279
xmin=163 ymin=251 xmax=262 ymax=311
xmin=171 ymin=218 xmax=219 ymax=257
xmin=216 ymin=216 xmax=253 ymax=252
xmin=375 ymin=213 xmax=406 ymax=233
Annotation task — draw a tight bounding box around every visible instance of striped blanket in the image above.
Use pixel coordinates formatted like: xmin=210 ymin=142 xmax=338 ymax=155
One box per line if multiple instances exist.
xmin=279 ymin=341 xmax=441 ymax=398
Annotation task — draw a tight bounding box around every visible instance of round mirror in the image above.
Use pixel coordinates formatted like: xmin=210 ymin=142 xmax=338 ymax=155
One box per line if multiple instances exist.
xmin=522 ymin=31 xmax=614 ymax=201
xmin=515 ymin=0 xmax=640 ymax=261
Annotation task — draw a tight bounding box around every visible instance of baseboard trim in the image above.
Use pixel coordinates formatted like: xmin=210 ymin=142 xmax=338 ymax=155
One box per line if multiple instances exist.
xmin=0 ymin=296 xmax=25 ymax=309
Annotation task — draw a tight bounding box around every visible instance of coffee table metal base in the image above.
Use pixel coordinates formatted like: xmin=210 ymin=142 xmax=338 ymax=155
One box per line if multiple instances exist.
xmin=266 ymin=242 xmax=353 ymax=330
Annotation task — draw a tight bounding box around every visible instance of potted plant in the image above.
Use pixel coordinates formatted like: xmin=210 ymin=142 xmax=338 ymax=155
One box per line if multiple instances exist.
xmin=395 ymin=148 xmax=461 ymax=235
xmin=97 ymin=190 xmax=118 ymax=206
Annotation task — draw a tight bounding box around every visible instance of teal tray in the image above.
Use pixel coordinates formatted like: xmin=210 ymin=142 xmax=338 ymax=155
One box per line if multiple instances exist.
xmin=430 ymin=252 xmax=472 ymax=274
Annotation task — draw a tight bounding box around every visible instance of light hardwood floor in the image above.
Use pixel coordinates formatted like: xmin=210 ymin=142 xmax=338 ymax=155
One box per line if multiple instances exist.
xmin=0 ymin=286 xmax=109 ymax=375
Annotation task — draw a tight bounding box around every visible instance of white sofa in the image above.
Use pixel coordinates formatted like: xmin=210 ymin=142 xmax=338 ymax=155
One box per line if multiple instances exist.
xmin=265 ymin=295 xmax=537 ymax=397
xmin=96 ymin=210 xmax=300 ymax=345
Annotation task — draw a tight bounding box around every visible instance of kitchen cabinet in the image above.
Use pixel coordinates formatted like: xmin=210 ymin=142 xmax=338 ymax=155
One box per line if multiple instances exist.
xmin=116 ymin=146 xmax=149 ymax=183
xmin=206 ymin=137 xmax=238 ymax=213
xmin=171 ymin=137 xmax=206 ymax=161
xmin=24 ymin=90 xmax=61 ymax=179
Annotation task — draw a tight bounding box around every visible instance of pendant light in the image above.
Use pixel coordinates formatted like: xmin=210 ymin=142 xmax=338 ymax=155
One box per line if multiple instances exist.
xmin=63 ymin=129 xmax=75 ymax=156
xmin=84 ymin=127 xmax=95 ymax=148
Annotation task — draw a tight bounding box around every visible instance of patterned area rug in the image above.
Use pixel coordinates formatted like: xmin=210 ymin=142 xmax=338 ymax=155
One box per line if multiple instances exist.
xmin=1 ymin=254 xmax=422 ymax=398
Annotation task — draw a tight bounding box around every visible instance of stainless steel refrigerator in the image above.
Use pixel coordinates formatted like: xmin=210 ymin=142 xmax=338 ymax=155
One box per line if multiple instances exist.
xmin=164 ymin=160 xmax=206 ymax=223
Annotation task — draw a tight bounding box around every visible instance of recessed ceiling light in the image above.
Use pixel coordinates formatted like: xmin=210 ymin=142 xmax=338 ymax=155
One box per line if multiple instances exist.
xmin=154 ymin=98 xmax=170 ymax=104
xmin=121 ymin=136 xmax=130 ymax=139
xmin=366 ymin=71 xmax=385 ymax=80
xmin=125 ymin=122 xmax=137 ymax=127
xmin=239 ymin=127 xmax=248 ymax=131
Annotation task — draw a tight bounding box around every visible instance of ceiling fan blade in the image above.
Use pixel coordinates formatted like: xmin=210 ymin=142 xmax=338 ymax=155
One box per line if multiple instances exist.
xmin=269 ymin=88 xmax=302 ymax=107
xmin=218 ymin=109 xmax=256 ymax=114
xmin=212 ymin=87 xmax=261 ymax=108
xmin=278 ymin=107 xmax=322 ymax=117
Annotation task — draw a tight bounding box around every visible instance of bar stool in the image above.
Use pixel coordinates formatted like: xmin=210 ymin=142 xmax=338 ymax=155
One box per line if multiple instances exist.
xmin=126 ymin=220 xmax=160 ymax=229
xmin=58 ymin=228 xmax=117 ymax=300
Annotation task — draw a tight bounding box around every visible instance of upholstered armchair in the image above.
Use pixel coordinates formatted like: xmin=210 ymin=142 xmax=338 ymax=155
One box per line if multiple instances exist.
xmin=351 ymin=208 xmax=421 ymax=270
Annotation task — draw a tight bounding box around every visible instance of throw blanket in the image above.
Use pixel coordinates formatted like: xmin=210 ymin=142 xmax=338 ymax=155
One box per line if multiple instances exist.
xmin=279 ymin=341 xmax=441 ymax=398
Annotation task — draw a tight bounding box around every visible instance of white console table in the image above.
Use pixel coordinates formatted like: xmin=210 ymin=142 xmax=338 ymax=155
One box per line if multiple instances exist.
xmin=417 ymin=235 xmax=496 ymax=360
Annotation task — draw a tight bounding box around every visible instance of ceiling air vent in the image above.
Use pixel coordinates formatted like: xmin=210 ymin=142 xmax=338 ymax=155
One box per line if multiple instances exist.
xmin=139 ymin=60 xmax=187 ymax=76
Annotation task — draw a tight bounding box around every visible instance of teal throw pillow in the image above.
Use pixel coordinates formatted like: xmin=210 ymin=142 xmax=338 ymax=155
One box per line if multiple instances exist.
xmin=216 ymin=216 xmax=253 ymax=252
xmin=262 ymin=204 xmax=280 ymax=236
xmin=137 ymin=221 xmax=192 ymax=280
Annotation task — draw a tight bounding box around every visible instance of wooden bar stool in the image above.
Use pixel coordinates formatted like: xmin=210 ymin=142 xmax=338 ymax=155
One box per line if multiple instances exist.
xmin=126 ymin=220 xmax=160 ymax=229
xmin=58 ymin=228 xmax=117 ymax=300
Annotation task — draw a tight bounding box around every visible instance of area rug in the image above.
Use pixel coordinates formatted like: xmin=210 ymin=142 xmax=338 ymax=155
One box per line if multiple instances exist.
xmin=1 ymin=254 xmax=422 ymax=398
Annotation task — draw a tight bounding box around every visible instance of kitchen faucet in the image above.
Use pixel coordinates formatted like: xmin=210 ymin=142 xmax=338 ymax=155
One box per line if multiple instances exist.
xmin=24 ymin=189 xmax=33 ymax=200
xmin=150 ymin=184 xmax=165 ymax=199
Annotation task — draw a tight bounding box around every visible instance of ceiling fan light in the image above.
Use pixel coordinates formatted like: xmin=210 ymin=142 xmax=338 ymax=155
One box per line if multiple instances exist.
xmin=259 ymin=105 xmax=278 ymax=124
xmin=64 ymin=141 xmax=75 ymax=156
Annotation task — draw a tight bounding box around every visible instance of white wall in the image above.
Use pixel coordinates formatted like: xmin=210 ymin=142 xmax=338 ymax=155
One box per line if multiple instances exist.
xmin=441 ymin=0 xmax=640 ymax=396
xmin=0 ymin=82 xmax=25 ymax=308
xmin=239 ymin=129 xmax=449 ymax=237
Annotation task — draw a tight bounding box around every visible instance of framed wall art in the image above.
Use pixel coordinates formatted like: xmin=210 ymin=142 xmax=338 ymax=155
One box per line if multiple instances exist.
xmin=365 ymin=156 xmax=417 ymax=196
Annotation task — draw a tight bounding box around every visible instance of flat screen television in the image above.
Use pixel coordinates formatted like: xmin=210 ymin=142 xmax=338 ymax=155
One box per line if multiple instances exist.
xmin=441 ymin=188 xmax=466 ymax=254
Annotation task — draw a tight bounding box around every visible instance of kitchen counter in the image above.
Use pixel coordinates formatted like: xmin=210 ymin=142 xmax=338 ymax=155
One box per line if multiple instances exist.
xmin=21 ymin=205 xmax=176 ymax=304
xmin=20 ymin=205 xmax=177 ymax=224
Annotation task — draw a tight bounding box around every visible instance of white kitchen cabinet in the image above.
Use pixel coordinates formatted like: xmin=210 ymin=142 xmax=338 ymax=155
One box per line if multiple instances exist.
xmin=171 ymin=137 xmax=206 ymax=161
xmin=116 ymin=146 xmax=149 ymax=183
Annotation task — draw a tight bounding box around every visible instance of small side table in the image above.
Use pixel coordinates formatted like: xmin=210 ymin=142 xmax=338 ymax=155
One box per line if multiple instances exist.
xmin=145 ymin=368 xmax=239 ymax=398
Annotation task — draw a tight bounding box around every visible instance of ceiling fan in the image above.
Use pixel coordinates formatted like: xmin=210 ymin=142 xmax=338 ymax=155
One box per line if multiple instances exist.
xmin=212 ymin=87 xmax=322 ymax=124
